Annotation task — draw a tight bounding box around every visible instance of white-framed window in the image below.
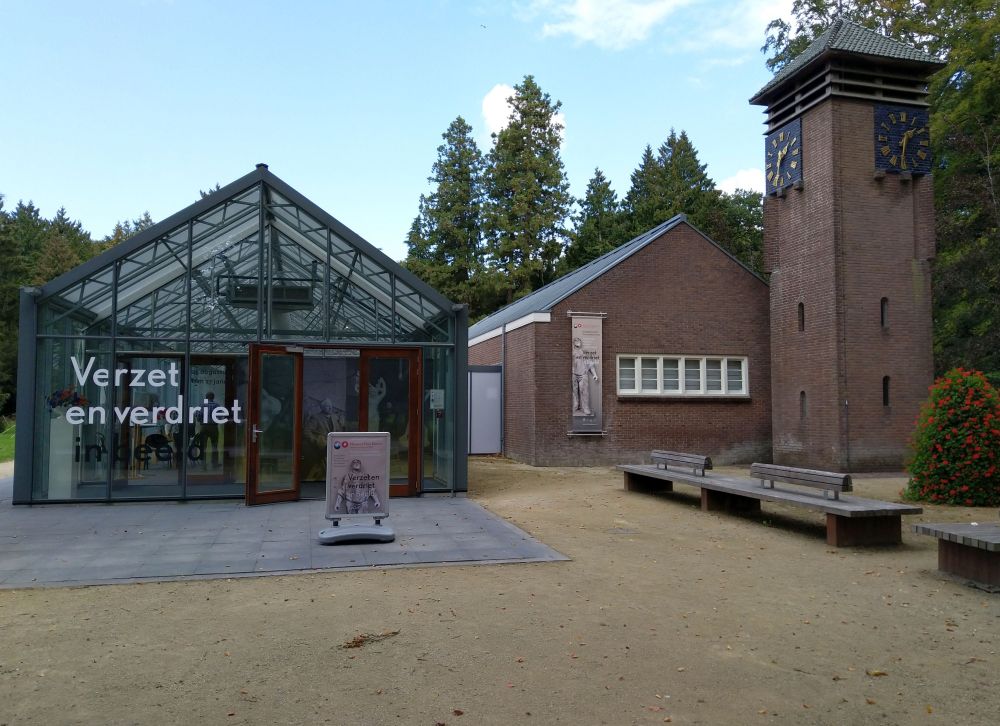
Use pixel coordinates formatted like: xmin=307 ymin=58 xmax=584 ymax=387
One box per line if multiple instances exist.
xmin=616 ymin=354 xmax=749 ymax=397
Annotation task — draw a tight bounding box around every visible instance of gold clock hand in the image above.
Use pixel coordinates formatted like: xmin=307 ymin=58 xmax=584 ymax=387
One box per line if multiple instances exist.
xmin=899 ymin=129 xmax=914 ymax=169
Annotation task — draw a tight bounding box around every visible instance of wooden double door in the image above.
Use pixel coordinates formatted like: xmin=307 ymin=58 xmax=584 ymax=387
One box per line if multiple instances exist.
xmin=245 ymin=345 xmax=421 ymax=504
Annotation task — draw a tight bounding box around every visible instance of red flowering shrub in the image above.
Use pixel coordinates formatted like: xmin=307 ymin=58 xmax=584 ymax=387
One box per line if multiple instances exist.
xmin=904 ymin=368 xmax=1000 ymax=506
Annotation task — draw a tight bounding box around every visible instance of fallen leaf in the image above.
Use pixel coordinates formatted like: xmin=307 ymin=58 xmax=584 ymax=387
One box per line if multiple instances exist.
xmin=341 ymin=629 xmax=400 ymax=649
xmin=866 ymin=669 xmax=888 ymax=677
xmin=676 ymin=667 xmax=685 ymax=672
xmin=758 ymin=708 xmax=768 ymax=715
xmin=453 ymin=709 xmax=464 ymax=716
xmin=926 ymin=705 xmax=934 ymax=714
xmin=866 ymin=698 xmax=877 ymax=705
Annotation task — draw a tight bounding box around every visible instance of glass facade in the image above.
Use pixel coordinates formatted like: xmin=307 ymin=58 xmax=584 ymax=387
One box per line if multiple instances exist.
xmin=15 ymin=167 xmax=467 ymax=503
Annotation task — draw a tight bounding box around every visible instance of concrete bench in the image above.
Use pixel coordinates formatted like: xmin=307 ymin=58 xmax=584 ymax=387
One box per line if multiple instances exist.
xmin=619 ymin=454 xmax=922 ymax=547
xmin=913 ymin=521 xmax=1000 ymax=589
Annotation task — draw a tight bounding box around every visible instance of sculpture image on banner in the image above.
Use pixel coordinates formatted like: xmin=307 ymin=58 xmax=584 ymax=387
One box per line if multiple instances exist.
xmin=325 ymin=431 xmax=390 ymax=518
xmin=570 ymin=315 xmax=603 ymax=433
xmin=301 ymin=356 xmax=359 ymax=481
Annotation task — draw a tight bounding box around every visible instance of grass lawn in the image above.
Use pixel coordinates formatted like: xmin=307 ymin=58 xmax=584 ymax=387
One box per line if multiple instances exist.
xmin=0 ymin=423 xmax=14 ymax=463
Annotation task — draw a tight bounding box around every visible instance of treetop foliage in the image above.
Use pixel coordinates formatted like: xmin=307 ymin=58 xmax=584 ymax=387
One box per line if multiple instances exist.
xmin=404 ymin=80 xmax=765 ymax=320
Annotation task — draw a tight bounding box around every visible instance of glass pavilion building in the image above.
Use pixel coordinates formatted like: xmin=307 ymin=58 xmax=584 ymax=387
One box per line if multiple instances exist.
xmin=14 ymin=165 xmax=468 ymax=504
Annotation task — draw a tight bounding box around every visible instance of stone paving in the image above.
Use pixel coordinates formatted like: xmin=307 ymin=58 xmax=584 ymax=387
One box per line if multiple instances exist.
xmin=0 ymin=476 xmax=566 ymax=588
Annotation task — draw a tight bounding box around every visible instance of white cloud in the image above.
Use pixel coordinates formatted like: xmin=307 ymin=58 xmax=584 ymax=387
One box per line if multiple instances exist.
xmin=481 ymin=83 xmax=567 ymax=140
xmin=691 ymin=0 xmax=795 ymax=52
xmin=532 ymin=0 xmax=691 ymax=51
xmin=522 ymin=0 xmax=794 ymax=55
xmin=719 ymin=168 xmax=764 ymax=194
xmin=482 ymin=83 xmax=517 ymax=135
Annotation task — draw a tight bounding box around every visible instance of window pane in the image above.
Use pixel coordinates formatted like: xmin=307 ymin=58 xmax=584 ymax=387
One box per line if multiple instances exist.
xmin=640 ymin=358 xmax=658 ymax=392
xmin=684 ymin=359 xmax=702 ymax=392
xmin=706 ymin=360 xmax=723 ymax=392
xmin=33 ymin=339 xmax=112 ymax=501
xmin=618 ymin=358 xmax=636 ymax=391
xmin=727 ymin=359 xmax=744 ymax=393
xmin=662 ymin=358 xmax=679 ymax=391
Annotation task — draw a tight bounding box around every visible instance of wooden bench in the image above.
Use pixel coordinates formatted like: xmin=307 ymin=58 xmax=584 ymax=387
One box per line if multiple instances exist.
xmin=619 ymin=453 xmax=922 ymax=547
xmin=913 ymin=521 xmax=1000 ymax=589
xmin=652 ymin=450 xmax=712 ymax=475
xmin=750 ymin=463 xmax=851 ymax=500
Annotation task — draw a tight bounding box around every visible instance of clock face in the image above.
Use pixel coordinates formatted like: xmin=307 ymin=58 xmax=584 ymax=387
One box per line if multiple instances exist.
xmin=765 ymin=118 xmax=802 ymax=194
xmin=875 ymin=105 xmax=931 ymax=174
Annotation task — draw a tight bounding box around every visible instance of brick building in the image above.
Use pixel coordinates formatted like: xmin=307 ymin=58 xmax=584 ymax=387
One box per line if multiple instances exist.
xmin=470 ymin=21 xmax=941 ymax=471
xmin=469 ymin=216 xmax=773 ymax=466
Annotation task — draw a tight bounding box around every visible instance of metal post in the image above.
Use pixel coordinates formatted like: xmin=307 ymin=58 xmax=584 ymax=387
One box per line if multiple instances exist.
xmin=13 ymin=288 xmax=40 ymax=503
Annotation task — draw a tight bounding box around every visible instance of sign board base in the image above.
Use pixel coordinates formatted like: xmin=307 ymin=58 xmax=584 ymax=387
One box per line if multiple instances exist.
xmin=318 ymin=522 xmax=396 ymax=545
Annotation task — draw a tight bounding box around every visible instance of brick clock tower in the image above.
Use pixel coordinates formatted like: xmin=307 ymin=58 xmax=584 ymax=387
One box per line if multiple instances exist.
xmin=751 ymin=20 xmax=945 ymax=470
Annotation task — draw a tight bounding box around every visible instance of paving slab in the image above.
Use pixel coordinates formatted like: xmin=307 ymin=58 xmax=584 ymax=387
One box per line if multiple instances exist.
xmin=0 ymin=475 xmax=567 ymax=588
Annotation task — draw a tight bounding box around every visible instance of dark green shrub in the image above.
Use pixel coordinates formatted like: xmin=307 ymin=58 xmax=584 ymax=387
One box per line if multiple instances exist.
xmin=905 ymin=368 xmax=1000 ymax=506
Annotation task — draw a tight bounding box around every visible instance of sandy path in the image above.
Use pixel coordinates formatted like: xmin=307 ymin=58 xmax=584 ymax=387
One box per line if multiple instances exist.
xmin=1 ymin=458 xmax=997 ymax=725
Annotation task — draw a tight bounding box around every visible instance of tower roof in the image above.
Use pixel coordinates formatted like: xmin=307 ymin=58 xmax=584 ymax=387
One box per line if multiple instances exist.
xmin=751 ymin=18 xmax=944 ymax=105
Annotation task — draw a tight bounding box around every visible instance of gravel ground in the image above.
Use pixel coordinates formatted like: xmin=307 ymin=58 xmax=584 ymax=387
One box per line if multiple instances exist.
xmin=0 ymin=457 xmax=997 ymax=725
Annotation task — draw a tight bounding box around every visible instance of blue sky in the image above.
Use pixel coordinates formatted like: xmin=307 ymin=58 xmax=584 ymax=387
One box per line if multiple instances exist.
xmin=2 ymin=0 xmax=791 ymax=261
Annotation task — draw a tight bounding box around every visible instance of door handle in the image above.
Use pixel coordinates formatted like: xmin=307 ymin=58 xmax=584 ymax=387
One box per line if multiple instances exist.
xmin=252 ymin=425 xmax=263 ymax=443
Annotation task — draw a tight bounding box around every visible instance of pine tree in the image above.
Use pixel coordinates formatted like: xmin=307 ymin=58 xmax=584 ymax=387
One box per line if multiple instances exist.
xmin=403 ymin=116 xmax=486 ymax=315
xmin=657 ymin=129 xmax=727 ymax=239
xmin=484 ymin=76 xmax=572 ymax=305
xmin=562 ymin=168 xmax=624 ymax=273
xmin=101 ymin=211 xmax=154 ymax=250
xmin=622 ymin=145 xmax=666 ymax=237
xmin=622 ymin=130 xmax=727 ymax=241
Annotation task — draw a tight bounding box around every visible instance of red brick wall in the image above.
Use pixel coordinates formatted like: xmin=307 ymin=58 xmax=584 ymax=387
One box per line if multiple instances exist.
xmin=469 ymin=335 xmax=501 ymax=366
xmin=471 ymin=222 xmax=772 ymax=466
xmin=766 ymin=101 xmax=846 ymax=468
xmin=766 ymin=98 xmax=935 ymax=470
xmin=498 ymin=324 xmax=537 ymax=463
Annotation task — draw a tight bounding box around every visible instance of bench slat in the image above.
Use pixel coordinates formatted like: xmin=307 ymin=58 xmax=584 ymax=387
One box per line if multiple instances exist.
xmin=651 ymin=450 xmax=712 ymax=475
xmin=750 ymin=463 xmax=852 ymax=493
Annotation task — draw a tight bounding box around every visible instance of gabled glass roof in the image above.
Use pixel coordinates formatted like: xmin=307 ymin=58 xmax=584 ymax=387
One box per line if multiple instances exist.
xmin=36 ymin=166 xmax=455 ymax=346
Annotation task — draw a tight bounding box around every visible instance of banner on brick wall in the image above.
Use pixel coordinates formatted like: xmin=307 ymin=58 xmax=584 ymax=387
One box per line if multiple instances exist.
xmin=570 ymin=315 xmax=603 ymax=433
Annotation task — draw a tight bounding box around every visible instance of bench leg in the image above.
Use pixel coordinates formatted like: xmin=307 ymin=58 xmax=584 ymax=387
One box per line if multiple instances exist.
xmin=938 ymin=539 xmax=1000 ymax=587
xmin=624 ymin=472 xmax=672 ymax=494
xmin=826 ymin=514 xmax=901 ymax=547
xmin=701 ymin=489 xmax=760 ymax=513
